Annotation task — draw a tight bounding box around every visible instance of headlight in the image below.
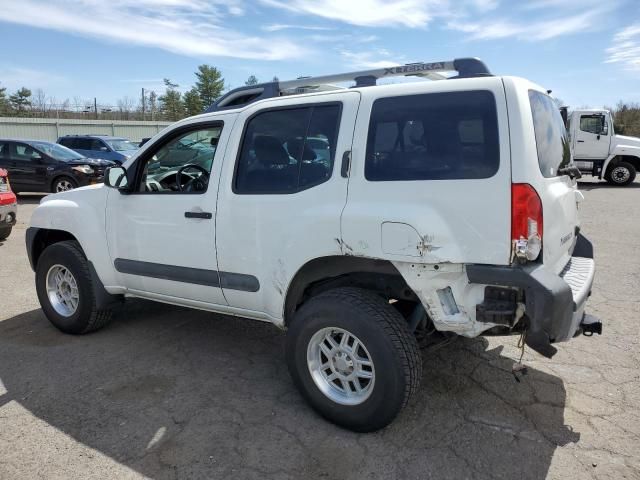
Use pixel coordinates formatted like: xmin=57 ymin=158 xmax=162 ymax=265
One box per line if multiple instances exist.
xmin=71 ymin=165 xmax=94 ymax=175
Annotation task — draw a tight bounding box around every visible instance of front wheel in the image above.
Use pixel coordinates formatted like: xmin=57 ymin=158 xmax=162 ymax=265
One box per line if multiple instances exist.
xmin=0 ymin=226 xmax=11 ymax=241
xmin=286 ymin=288 xmax=422 ymax=432
xmin=605 ymin=161 xmax=636 ymax=186
xmin=52 ymin=176 xmax=77 ymax=193
xmin=35 ymin=240 xmax=113 ymax=334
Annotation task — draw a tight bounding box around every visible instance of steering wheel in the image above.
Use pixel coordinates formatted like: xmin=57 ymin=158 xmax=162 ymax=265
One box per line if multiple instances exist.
xmin=177 ymin=164 xmax=210 ymax=192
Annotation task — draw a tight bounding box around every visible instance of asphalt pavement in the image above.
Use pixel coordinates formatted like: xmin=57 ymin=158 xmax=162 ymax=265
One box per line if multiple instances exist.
xmin=0 ymin=181 xmax=639 ymax=480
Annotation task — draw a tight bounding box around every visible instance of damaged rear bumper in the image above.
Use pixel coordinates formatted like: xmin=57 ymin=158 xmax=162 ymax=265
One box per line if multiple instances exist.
xmin=467 ymin=234 xmax=599 ymax=358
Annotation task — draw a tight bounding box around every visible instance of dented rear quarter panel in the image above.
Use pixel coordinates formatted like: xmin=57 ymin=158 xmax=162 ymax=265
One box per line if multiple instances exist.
xmin=341 ymin=77 xmax=513 ymax=266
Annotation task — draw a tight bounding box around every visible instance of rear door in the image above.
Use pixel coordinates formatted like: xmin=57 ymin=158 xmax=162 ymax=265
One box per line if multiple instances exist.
xmin=342 ymin=78 xmax=512 ymax=266
xmin=215 ymin=92 xmax=359 ymax=320
xmin=528 ymin=90 xmax=579 ymax=273
xmin=8 ymin=142 xmax=47 ymax=191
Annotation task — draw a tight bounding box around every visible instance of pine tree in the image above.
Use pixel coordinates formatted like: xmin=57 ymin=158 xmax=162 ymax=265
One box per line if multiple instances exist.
xmin=183 ymin=87 xmax=203 ymax=116
xmin=195 ymin=65 xmax=224 ymax=108
xmin=9 ymin=87 xmax=32 ymax=114
xmin=245 ymin=75 xmax=259 ymax=86
xmin=159 ymin=79 xmax=184 ymax=121
xmin=0 ymin=84 xmax=10 ymax=115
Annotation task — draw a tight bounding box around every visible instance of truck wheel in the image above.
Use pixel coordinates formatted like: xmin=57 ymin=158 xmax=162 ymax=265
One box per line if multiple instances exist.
xmin=0 ymin=226 xmax=11 ymax=240
xmin=52 ymin=176 xmax=77 ymax=193
xmin=286 ymin=288 xmax=422 ymax=432
xmin=605 ymin=161 xmax=636 ymax=186
xmin=35 ymin=240 xmax=112 ymax=334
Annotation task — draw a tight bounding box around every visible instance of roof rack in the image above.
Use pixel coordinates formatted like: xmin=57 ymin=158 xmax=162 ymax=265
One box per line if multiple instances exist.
xmin=205 ymin=57 xmax=491 ymax=113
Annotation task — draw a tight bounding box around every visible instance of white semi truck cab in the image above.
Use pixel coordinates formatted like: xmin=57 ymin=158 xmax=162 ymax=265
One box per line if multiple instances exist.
xmin=563 ymin=108 xmax=640 ymax=185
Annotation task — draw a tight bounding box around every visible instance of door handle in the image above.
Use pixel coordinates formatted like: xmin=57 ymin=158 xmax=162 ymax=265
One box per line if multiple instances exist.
xmin=577 ymin=140 xmax=584 ymax=143
xmin=185 ymin=211 xmax=212 ymax=219
xmin=341 ymin=150 xmax=351 ymax=178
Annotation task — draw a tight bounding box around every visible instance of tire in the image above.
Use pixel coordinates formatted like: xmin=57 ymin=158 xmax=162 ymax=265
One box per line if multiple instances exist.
xmin=605 ymin=161 xmax=636 ymax=186
xmin=0 ymin=226 xmax=11 ymax=240
xmin=286 ymin=287 xmax=422 ymax=432
xmin=52 ymin=176 xmax=77 ymax=193
xmin=35 ymin=240 xmax=112 ymax=334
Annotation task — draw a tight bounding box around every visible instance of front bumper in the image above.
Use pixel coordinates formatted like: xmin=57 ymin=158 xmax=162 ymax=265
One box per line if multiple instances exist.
xmin=0 ymin=202 xmax=17 ymax=227
xmin=467 ymin=234 xmax=598 ymax=358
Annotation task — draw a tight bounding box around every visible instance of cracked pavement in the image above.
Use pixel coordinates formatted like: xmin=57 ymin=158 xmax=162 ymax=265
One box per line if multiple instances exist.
xmin=1 ymin=180 xmax=639 ymax=480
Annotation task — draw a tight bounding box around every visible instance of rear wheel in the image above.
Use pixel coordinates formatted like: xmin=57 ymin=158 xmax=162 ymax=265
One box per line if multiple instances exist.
xmin=35 ymin=240 xmax=112 ymax=334
xmin=605 ymin=161 xmax=636 ymax=186
xmin=286 ymin=288 xmax=422 ymax=432
xmin=52 ymin=176 xmax=77 ymax=193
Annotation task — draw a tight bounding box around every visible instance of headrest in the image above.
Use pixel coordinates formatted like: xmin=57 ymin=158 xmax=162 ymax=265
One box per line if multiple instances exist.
xmin=287 ymin=138 xmax=316 ymax=161
xmin=254 ymin=135 xmax=290 ymax=166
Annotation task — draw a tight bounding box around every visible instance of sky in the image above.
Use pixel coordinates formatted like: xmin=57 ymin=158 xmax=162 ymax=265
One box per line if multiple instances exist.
xmin=0 ymin=0 xmax=638 ymax=110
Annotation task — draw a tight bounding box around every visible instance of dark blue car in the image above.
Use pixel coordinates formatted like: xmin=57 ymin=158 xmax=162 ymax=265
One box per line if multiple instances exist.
xmin=57 ymin=135 xmax=138 ymax=164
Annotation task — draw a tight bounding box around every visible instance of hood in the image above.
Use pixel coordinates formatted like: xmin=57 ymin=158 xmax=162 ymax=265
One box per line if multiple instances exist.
xmin=615 ymin=134 xmax=640 ymax=147
xmin=67 ymin=157 xmax=115 ymax=167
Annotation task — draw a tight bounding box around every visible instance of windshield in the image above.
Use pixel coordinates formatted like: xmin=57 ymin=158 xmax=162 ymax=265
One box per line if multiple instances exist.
xmin=31 ymin=142 xmax=85 ymax=161
xmin=106 ymin=139 xmax=138 ymax=152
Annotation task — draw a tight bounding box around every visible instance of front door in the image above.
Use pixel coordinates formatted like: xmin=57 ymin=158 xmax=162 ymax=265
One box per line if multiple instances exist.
xmin=574 ymin=113 xmax=610 ymax=159
xmin=106 ymin=120 xmax=231 ymax=306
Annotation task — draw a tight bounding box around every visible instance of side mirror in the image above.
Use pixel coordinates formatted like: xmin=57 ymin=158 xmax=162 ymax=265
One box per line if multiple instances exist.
xmin=99 ymin=146 xmax=109 ymax=152
xmin=105 ymin=166 xmax=129 ymax=190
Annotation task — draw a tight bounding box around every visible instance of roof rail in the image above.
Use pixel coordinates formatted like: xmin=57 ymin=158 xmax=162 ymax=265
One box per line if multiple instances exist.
xmin=205 ymin=57 xmax=491 ymax=113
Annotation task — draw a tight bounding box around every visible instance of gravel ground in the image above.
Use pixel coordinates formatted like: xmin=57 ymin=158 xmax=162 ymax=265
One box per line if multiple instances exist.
xmin=0 ymin=181 xmax=638 ymax=480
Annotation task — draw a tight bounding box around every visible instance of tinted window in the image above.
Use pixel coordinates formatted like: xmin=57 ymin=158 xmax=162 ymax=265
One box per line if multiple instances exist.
xmin=74 ymin=138 xmax=94 ymax=150
xmin=529 ymin=90 xmax=571 ymax=178
xmin=365 ymin=91 xmax=499 ymax=181
xmin=580 ymin=115 xmax=607 ymax=135
xmin=13 ymin=143 xmax=42 ymax=161
xmin=235 ymin=104 xmax=340 ymax=194
xmin=0 ymin=141 xmax=6 ymax=157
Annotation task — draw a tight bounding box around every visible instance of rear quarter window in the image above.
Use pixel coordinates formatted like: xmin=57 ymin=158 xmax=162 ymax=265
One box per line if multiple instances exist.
xmin=365 ymin=90 xmax=499 ymax=181
xmin=528 ymin=90 xmax=571 ymax=177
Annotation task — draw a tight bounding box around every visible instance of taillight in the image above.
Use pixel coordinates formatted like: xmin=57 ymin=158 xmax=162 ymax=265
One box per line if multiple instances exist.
xmin=511 ymin=183 xmax=543 ymax=262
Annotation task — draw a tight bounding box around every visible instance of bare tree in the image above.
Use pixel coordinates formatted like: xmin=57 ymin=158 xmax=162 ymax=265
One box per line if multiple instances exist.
xmin=32 ymin=89 xmax=48 ymax=113
xmin=72 ymin=96 xmax=85 ymax=113
xmin=117 ymin=96 xmax=136 ymax=120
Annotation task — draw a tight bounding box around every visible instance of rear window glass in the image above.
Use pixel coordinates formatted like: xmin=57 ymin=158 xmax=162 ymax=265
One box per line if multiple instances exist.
xmin=365 ymin=90 xmax=499 ymax=181
xmin=528 ymin=90 xmax=571 ymax=177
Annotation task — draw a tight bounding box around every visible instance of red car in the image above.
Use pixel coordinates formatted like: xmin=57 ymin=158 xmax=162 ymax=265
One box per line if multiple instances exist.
xmin=0 ymin=168 xmax=17 ymax=240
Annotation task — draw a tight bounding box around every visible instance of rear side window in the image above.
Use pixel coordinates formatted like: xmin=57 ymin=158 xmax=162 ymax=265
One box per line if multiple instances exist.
xmin=365 ymin=90 xmax=499 ymax=181
xmin=529 ymin=90 xmax=571 ymax=177
xmin=58 ymin=138 xmax=74 ymax=148
xmin=235 ymin=104 xmax=341 ymax=194
xmin=72 ymin=138 xmax=94 ymax=150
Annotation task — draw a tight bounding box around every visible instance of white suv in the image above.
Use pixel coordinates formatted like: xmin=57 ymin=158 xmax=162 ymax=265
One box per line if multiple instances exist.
xmin=26 ymin=58 xmax=601 ymax=432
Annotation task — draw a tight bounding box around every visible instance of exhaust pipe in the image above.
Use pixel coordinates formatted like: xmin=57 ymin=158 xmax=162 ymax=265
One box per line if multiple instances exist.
xmin=580 ymin=314 xmax=602 ymax=336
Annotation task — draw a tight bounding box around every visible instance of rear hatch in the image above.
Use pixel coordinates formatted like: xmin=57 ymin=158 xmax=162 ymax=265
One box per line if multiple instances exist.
xmin=528 ymin=90 xmax=580 ymax=273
